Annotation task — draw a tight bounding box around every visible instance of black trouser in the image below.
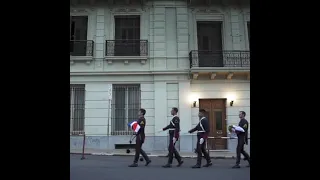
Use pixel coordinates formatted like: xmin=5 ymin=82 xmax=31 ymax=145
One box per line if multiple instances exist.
xmin=236 ymin=134 xmax=250 ymax=165
xmin=167 ymin=142 xmax=176 ymax=156
xmin=134 ymin=134 xmax=150 ymax=163
xmin=167 ymin=134 xmax=182 ymax=164
xmin=196 ymin=136 xmax=211 ymax=165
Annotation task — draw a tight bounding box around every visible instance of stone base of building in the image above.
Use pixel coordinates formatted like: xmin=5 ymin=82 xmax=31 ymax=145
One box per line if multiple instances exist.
xmin=70 ymin=135 xmax=250 ymax=155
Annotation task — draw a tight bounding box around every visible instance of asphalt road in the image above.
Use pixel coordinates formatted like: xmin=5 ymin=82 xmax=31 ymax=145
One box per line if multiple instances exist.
xmin=70 ymin=155 xmax=250 ymax=180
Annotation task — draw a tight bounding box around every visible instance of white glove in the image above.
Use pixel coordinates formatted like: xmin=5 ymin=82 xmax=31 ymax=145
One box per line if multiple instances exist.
xmin=199 ymin=138 xmax=204 ymax=145
xmin=173 ymin=137 xmax=177 ymax=143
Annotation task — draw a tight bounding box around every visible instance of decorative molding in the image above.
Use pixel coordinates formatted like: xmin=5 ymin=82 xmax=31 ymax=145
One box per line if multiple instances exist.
xmin=112 ymin=8 xmax=140 ymax=13
xmin=110 ymin=7 xmax=143 ymax=14
xmin=70 ymin=8 xmax=94 ymax=15
xmin=198 ymin=9 xmax=221 ymax=14
xmin=190 ymin=67 xmax=250 ymax=73
xmin=104 ymin=56 xmax=148 ymax=64
xmin=70 ymin=56 xmax=94 ymax=65
xmin=70 ymin=70 xmax=189 ymax=76
xmin=191 ymin=8 xmax=222 ymax=14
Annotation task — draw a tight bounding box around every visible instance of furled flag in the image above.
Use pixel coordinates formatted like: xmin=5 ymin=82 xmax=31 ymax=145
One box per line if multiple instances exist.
xmin=228 ymin=125 xmax=245 ymax=133
xmin=128 ymin=121 xmax=141 ymax=133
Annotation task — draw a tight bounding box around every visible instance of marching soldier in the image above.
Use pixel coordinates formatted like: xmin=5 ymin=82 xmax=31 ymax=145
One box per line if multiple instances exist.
xmin=161 ymin=107 xmax=184 ymax=168
xmin=232 ymin=111 xmax=250 ymax=168
xmin=188 ymin=109 xmax=212 ymax=168
xmin=128 ymin=108 xmax=152 ymax=167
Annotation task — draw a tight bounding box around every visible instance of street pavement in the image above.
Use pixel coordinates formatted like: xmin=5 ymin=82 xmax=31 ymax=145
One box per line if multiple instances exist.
xmin=70 ymin=154 xmax=250 ymax=180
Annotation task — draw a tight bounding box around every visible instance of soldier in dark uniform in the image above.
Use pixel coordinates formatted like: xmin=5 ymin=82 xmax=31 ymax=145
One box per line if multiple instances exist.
xmin=161 ymin=107 xmax=184 ymax=168
xmin=232 ymin=111 xmax=250 ymax=168
xmin=128 ymin=108 xmax=152 ymax=167
xmin=188 ymin=109 xmax=212 ymax=168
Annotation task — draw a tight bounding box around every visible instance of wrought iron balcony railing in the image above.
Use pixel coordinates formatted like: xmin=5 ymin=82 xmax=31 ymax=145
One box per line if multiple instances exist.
xmin=106 ymin=40 xmax=148 ymax=56
xmin=70 ymin=40 xmax=94 ymax=56
xmin=189 ymin=50 xmax=250 ymax=68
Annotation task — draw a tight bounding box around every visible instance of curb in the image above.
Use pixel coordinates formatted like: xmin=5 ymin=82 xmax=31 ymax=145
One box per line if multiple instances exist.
xmin=71 ymin=152 xmax=236 ymax=159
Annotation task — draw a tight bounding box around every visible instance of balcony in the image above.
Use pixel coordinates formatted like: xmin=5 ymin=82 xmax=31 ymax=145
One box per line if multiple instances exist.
xmin=189 ymin=50 xmax=250 ymax=80
xmin=70 ymin=40 xmax=94 ymax=64
xmin=105 ymin=39 xmax=148 ymax=64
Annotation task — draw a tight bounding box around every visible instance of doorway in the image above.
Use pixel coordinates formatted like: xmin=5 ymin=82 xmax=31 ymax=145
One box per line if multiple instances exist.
xmin=199 ymin=99 xmax=227 ymax=150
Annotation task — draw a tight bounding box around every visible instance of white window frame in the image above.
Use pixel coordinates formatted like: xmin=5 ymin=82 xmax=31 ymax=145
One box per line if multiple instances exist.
xmin=191 ymin=10 xmax=227 ymax=51
xmin=111 ymin=84 xmax=141 ymax=135
xmin=109 ymin=8 xmax=146 ymax=40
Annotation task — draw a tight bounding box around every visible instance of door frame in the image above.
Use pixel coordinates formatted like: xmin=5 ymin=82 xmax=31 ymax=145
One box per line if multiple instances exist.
xmin=199 ymin=98 xmax=228 ymax=151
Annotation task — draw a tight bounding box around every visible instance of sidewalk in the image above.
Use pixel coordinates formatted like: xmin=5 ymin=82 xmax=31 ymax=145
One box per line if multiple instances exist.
xmin=70 ymin=149 xmax=243 ymax=159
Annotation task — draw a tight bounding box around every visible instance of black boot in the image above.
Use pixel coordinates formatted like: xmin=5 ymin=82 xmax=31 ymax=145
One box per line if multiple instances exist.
xmin=128 ymin=163 xmax=138 ymax=167
xmin=192 ymin=164 xmax=201 ymax=168
xmin=162 ymin=164 xmax=172 ymax=168
xmin=202 ymin=161 xmax=212 ymax=167
xmin=145 ymin=160 xmax=151 ymax=166
xmin=232 ymin=164 xmax=240 ymax=168
xmin=177 ymin=160 xmax=184 ymax=167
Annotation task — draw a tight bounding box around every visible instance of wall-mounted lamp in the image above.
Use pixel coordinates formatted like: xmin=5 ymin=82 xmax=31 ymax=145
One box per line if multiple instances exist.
xmin=193 ymin=101 xmax=197 ymax=108
xmin=230 ymin=100 xmax=234 ymax=106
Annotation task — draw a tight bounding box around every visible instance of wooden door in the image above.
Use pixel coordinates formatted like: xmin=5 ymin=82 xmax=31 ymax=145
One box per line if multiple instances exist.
xmin=199 ymin=99 xmax=227 ymax=150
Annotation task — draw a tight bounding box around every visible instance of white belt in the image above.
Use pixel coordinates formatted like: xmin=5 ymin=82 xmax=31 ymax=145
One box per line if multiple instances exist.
xmin=198 ymin=131 xmax=206 ymax=132
xmin=168 ymin=128 xmax=175 ymax=130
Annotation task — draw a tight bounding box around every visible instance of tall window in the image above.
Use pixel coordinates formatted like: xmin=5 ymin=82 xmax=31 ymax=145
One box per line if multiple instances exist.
xmin=114 ymin=15 xmax=141 ymax=56
xmin=70 ymin=16 xmax=89 ymax=56
xmin=197 ymin=21 xmax=223 ymax=67
xmin=247 ymin=22 xmax=250 ymax=49
xmin=111 ymin=84 xmax=141 ymax=135
xmin=70 ymin=84 xmax=85 ymax=135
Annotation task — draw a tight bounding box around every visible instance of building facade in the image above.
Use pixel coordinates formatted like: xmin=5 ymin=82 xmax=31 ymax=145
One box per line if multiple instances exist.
xmin=70 ymin=0 xmax=250 ymax=154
